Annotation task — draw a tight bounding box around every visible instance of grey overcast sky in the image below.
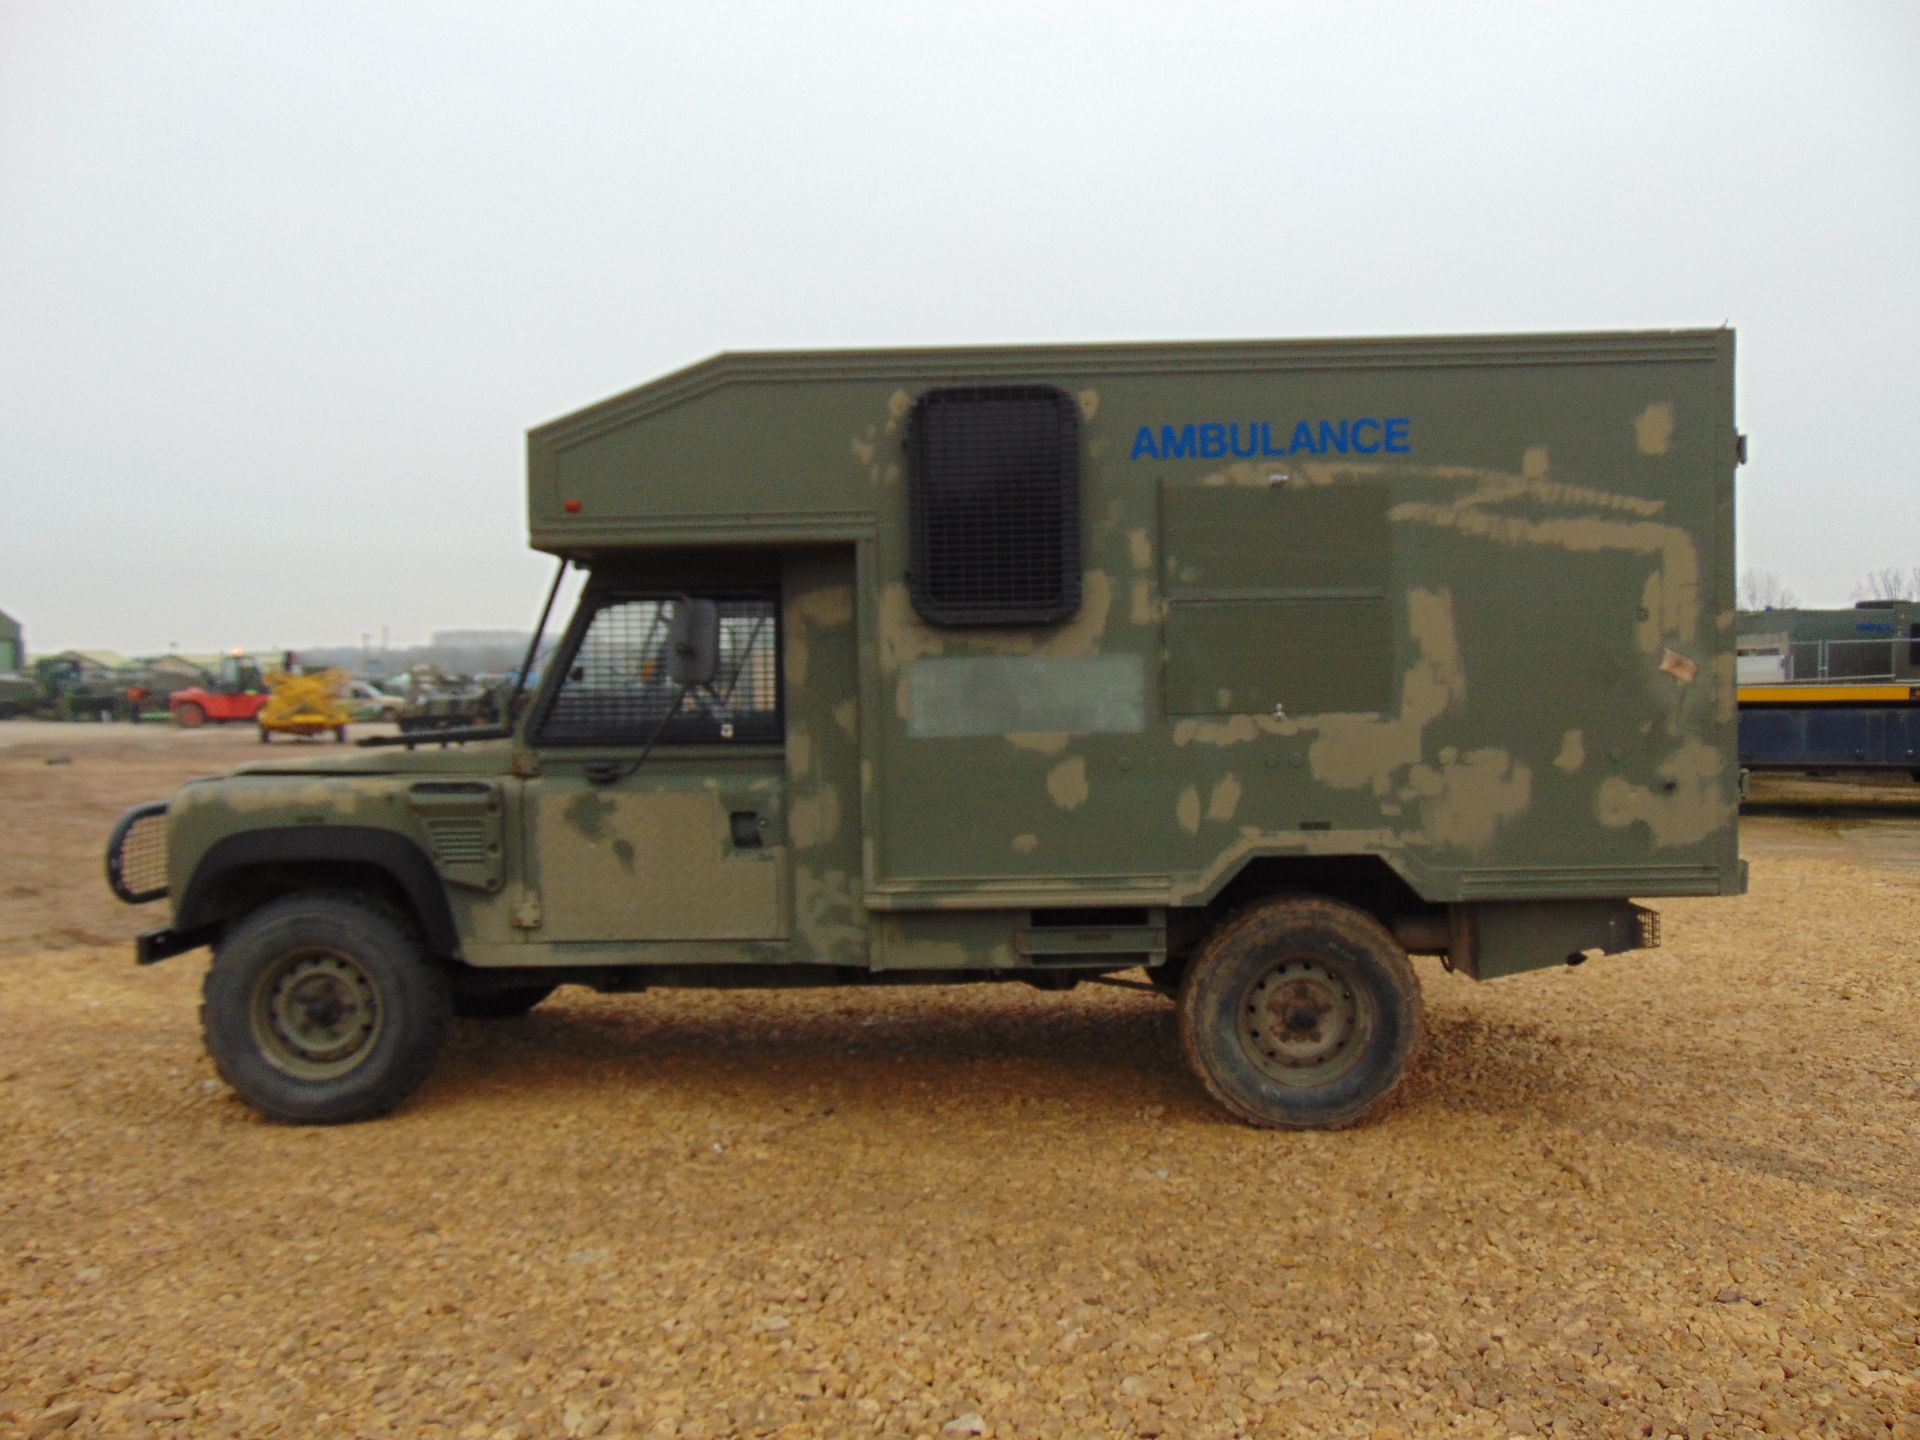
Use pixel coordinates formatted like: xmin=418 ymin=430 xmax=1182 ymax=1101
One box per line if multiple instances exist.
xmin=2 ymin=0 xmax=1916 ymax=654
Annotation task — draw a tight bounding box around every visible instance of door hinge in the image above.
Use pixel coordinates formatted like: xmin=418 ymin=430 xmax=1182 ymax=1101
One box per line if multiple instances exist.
xmin=512 ymin=893 xmax=543 ymax=930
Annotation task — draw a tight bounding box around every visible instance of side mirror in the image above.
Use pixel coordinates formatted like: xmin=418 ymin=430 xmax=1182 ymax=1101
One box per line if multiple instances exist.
xmin=668 ymin=599 xmax=719 ymax=688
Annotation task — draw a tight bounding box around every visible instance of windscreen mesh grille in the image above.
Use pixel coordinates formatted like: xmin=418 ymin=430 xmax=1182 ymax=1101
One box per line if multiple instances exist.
xmin=538 ymin=597 xmax=781 ymax=745
xmin=908 ymin=386 xmax=1081 ymax=625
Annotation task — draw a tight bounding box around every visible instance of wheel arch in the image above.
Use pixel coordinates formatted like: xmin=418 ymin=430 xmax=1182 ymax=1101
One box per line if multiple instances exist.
xmin=177 ymin=827 xmax=461 ymax=959
xmin=1169 ymin=853 xmax=1441 ymax=962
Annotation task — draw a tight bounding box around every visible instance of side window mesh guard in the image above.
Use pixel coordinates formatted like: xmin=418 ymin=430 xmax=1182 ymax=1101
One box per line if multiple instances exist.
xmin=908 ymin=385 xmax=1082 ymax=625
xmin=539 ymin=596 xmax=781 ymax=745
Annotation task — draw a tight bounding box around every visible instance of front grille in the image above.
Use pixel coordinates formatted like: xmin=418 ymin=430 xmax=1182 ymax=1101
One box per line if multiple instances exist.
xmin=106 ymin=801 xmax=169 ymax=904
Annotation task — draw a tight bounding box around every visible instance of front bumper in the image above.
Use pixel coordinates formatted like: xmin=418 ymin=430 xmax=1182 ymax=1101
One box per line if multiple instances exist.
xmin=135 ymin=926 xmax=215 ymax=966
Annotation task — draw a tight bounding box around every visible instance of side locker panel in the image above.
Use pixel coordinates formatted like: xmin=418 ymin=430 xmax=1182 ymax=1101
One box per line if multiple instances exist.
xmin=783 ymin=548 xmax=868 ymax=965
xmin=1161 ymin=480 xmax=1395 ymax=717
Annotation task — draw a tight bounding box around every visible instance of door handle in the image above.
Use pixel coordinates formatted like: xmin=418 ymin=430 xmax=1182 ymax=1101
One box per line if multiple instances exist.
xmin=729 ymin=811 xmax=765 ymax=848
xmin=584 ymin=761 xmax=625 ymax=784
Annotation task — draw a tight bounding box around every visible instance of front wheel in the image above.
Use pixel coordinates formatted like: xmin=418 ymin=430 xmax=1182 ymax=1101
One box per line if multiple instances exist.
xmin=1178 ymin=897 xmax=1421 ymax=1129
xmin=174 ymin=701 xmax=207 ymax=729
xmin=200 ymin=892 xmax=452 ymax=1124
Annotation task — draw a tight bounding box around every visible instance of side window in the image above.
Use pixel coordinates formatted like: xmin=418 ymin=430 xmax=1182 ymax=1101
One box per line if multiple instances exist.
xmin=539 ymin=596 xmax=781 ymax=745
xmin=907 ymin=385 xmax=1082 ymax=625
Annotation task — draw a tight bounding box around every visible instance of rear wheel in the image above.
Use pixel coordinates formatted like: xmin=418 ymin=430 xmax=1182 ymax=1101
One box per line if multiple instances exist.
xmin=174 ymin=701 xmax=207 ymax=729
xmin=201 ymin=891 xmax=451 ymax=1124
xmin=1178 ymin=897 xmax=1421 ymax=1129
xmin=452 ymin=983 xmax=556 ymax=1019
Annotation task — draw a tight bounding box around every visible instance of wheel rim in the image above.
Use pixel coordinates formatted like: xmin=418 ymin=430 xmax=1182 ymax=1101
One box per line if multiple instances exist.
xmin=1237 ymin=954 xmax=1376 ymax=1087
xmin=250 ymin=948 xmax=383 ymax=1080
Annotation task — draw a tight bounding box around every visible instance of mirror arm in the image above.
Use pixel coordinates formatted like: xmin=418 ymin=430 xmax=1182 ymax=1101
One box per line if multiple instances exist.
xmin=586 ymin=680 xmax=690 ymax=780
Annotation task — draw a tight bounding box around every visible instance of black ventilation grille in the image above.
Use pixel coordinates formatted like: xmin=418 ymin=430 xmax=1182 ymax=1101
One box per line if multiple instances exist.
xmin=908 ymin=385 xmax=1082 ymax=625
xmin=425 ymin=818 xmax=491 ymax=865
xmin=538 ymin=596 xmax=781 ymax=746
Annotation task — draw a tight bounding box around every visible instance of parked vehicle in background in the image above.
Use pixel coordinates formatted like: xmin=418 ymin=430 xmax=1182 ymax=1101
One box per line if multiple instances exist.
xmin=1736 ymin=600 xmax=1920 ymax=774
xmin=395 ymin=667 xmax=507 ymax=733
xmin=0 ymin=670 xmax=38 ymax=718
xmin=168 ymin=654 xmax=268 ymax=728
xmin=36 ymin=653 xmax=143 ymax=721
xmin=0 ymin=641 xmax=146 ymax=721
xmin=343 ymin=680 xmax=403 ymax=723
xmin=0 ymin=629 xmax=235 ymax=722
xmin=258 ymin=666 xmax=353 ymax=743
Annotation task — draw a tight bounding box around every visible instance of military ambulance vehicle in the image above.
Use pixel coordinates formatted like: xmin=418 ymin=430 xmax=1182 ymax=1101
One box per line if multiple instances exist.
xmin=107 ymin=331 xmax=1744 ymax=1128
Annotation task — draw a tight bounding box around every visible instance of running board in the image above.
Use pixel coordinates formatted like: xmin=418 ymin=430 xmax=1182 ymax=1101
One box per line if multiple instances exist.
xmin=1016 ymin=925 xmax=1167 ymax=968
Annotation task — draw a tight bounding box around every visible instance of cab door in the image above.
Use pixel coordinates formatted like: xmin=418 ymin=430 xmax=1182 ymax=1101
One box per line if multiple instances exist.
xmin=520 ymin=592 xmax=788 ymax=945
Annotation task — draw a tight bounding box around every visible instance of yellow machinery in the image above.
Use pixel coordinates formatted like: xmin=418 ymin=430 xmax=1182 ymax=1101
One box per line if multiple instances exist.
xmin=258 ymin=667 xmax=352 ymax=743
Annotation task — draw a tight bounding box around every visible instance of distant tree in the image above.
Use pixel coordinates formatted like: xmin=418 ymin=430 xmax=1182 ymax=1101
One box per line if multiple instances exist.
xmin=1851 ymin=567 xmax=1920 ymax=602
xmin=1738 ymin=569 xmax=1798 ymax=611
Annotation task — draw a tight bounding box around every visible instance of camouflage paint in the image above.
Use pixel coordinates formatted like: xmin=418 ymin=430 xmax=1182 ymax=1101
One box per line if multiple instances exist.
xmin=142 ymin=332 xmax=1741 ymax=982
xmin=782 ymin=550 xmax=867 ymax=967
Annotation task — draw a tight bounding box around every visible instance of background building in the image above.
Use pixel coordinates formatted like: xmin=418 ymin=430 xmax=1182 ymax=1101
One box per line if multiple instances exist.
xmin=0 ymin=608 xmax=22 ymax=672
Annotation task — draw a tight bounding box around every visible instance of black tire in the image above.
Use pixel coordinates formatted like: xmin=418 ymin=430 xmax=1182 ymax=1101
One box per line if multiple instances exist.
xmin=200 ymin=891 xmax=452 ymax=1124
xmin=452 ymin=983 xmax=555 ymax=1019
xmin=258 ymin=725 xmax=271 ymax=743
xmin=1178 ymin=897 xmax=1421 ymax=1129
xmin=334 ymin=726 xmax=348 ymax=744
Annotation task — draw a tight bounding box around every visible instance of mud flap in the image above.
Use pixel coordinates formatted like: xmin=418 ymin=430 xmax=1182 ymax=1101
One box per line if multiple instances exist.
xmin=1447 ymin=899 xmax=1660 ymax=981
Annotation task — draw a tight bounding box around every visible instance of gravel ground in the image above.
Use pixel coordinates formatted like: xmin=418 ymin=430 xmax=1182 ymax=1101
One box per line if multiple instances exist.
xmin=1 ymin=730 xmax=1916 ymax=1439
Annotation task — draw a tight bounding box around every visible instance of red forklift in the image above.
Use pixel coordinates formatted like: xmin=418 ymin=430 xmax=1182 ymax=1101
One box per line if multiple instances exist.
xmin=168 ymin=653 xmax=269 ymax=728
